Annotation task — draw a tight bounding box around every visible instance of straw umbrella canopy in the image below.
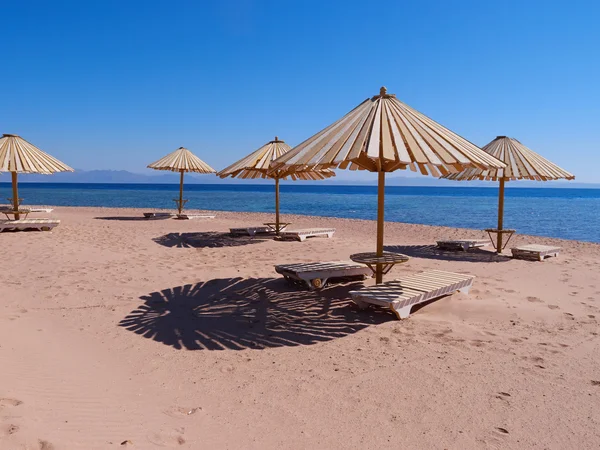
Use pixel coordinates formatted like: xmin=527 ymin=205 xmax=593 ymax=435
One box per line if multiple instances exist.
xmin=147 ymin=147 xmax=216 ymax=214
xmin=271 ymin=87 xmax=506 ymax=283
xmin=0 ymin=134 xmax=74 ymax=218
xmin=217 ymin=136 xmax=335 ymax=234
xmin=442 ymin=136 xmax=574 ymax=252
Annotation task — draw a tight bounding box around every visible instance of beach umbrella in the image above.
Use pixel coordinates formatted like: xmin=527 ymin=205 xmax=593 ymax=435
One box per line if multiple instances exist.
xmin=0 ymin=134 xmax=74 ymax=219
xmin=147 ymin=147 xmax=216 ymax=214
xmin=442 ymin=136 xmax=574 ymax=252
xmin=216 ymin=136 xmax=335 ymax=234
xmin=271 ymin=87 xmax=506 ymax=283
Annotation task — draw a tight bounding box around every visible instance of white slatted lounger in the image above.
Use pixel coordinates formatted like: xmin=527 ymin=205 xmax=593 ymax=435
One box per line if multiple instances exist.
xmin=143 ymin=212 xmax=177 ymax=218
xmin=350 ymin=270 xmax=475 ymax=319
xmin=511 ymin=244 xmax=561 ymax=261
xmin=176 ymin=213 xmax=216 ymax=220
xmin=230 ymin=226 xmax=272 ymax=237
xmin=0 ymin=219 xmax=60 ymax=232
xmin=279 ymin=228 xmax=336 ymax=242
xmin=275 ymin=261 xmax=371 ymax=290
xmin=437 ymin=239 xmax=489 ymax=251
xmin=0 ymin=205 xmax=54 ymax=213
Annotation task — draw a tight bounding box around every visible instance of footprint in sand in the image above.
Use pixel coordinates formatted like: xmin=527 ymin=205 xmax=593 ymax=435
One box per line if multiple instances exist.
xmin=38 ymin=440 xmax=55 ymax=450
xmin=548 ymin=305 xmax=560 ymax=310
xmin=163 ymin=406 xmax=202 ymax=418
xmin=0 ymin=423 xmax=20 ymax=436
xmin=526 ymin=296 xmax=543 ymax=303
xmin=147 ymin=428 xmax=187 ymax=446
xmin=0 ymin=398 xmax=23 ymax=408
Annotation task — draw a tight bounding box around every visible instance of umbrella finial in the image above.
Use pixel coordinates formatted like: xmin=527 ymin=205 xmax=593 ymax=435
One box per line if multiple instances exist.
xmin=380 ymin=86 xmax=387 ymax=96
xmin=275 ymin=136 xmax=279 ymax=141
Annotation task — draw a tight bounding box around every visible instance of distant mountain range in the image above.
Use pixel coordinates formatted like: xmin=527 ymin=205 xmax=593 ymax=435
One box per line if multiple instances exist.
xmin=4 ymin=169 xmax=597 ymax=188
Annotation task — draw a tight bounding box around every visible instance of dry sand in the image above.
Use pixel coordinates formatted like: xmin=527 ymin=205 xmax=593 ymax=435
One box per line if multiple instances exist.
xmin=1 ymin=206 xmax=599 ymax=449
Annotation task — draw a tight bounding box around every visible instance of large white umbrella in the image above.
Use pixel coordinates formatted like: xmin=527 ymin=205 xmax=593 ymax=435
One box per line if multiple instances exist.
xmin=0 ymin=134 xmax=74 ymax=218
xmin=147 ymin=147 xmax=216 ymax=214
xmin=217 ymin=136 xmax=334 ymax=234
xmin=271 ymin=87 xmax=506 ymax=282
xmin=443 ymin=136 xmax=574 ymax=251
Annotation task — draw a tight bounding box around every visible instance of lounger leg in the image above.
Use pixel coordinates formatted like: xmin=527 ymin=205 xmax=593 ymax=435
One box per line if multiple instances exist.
xmin=458 ymin=284 xmax=472 ymax=294
xmin=391 ymin=305 xmax=412 ymax=320
xmin=326 ymin=233 xmax=334 ymax=239
xmin=352 ymin=298 xmax=369 ymax=310
xmin=298 ymin=236 xmax=306 ymax=242
xmin=462 ymin=244 xmax=468 ymax=251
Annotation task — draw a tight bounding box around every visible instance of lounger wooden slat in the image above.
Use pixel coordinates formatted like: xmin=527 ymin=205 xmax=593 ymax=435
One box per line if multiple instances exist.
xmin=279 ymin=228 xmax=336 ymax=242
xmin=437 ymin=239 xmax=489 ymax=251
xmin=350 ymin=270 xmax=475 ymax=319
xmin=275 ymin=260 xmax=371 ymax=289
xmin=0 ymin=218 xmax=60 ymax=232
xmin=511 ymin=244 xmax=561 ymax=261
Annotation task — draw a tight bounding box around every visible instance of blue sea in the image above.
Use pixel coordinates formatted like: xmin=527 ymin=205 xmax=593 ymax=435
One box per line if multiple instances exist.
xmin=2 ymin=183 xmax=599 ymax=243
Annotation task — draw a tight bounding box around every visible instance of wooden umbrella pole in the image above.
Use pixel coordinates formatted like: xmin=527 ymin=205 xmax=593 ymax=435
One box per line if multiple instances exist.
xmin=497 ymin=178 xmax=505 ymax=253
xmin=12 ymin=172 xmax=20 ymax=220
xmin=275 ymin=177 xmax=281 ymax=235
xmin=376 ymin=170 xmax=385 ymax=284
xmin=178 ymin=170 xmax=185 ymax=214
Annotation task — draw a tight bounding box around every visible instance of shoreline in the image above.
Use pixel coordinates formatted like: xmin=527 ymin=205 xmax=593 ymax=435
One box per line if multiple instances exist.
xmin=13 ymin=204 xmax=600 ymax=246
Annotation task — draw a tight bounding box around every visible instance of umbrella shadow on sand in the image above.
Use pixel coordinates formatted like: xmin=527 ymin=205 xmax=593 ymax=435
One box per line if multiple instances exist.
xmin=385 ymin=244 xmax=512 ymax=263
xmin=119 ymin=277 xmax=391 ymax=350
xmin=152 ymin=232 xmax=270 ymax=249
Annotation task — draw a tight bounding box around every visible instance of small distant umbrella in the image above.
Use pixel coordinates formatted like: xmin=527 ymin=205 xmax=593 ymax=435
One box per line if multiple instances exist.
xmin=442 ymin=136 xmax=574 ymax=252
xmin=0 ymin=134 xmax=74 ymax=219
xmin=271 ymin=87 xmax=506 ymax=283
xmin=147 ymin=147 xmax=216 ymax=214
xmin=217 ymin=136 xmax=334 ymax=234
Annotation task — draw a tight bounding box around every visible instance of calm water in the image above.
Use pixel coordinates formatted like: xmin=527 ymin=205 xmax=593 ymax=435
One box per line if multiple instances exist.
xmin=2 ymin=183 xmax=599 ymax=243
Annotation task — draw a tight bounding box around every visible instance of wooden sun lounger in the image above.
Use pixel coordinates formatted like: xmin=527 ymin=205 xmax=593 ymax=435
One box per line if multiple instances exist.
xmin=176 ymin=213 xmax=216 ymax=220
xmin=143 ymin=212 xmax=177 ymax=218
xmin=275 ymin=261 xmax=371 ymax=290
xmin=279 ymin=228 xmax=336 ymax=242
xmin=0 ymin=218 xmax=60 ymax=232
xmin=230 ymin=226 xmax=273 ymax=237
xmin=437 ymin=239 xmax=489 ymax=251
xmin=350 ymin=270 xmax=475 ymax=319
xmin=511 ymin=244 xmax=561 ymax=261
xmin=0 ymin=205 xmax=54 ymax=213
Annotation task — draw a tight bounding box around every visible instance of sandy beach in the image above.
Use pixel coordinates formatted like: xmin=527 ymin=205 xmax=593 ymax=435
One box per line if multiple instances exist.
xmin=1 ymin=206 xmax=599 ymax=449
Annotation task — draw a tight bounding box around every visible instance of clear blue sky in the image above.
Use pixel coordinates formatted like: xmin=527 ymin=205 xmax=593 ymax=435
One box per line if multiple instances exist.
xmin=1 ymin=0 xmax=598 ymax=182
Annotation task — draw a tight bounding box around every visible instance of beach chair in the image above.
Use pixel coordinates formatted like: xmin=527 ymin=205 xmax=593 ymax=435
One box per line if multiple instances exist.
xmin=176 ymin=213 xmax=216 ymax=220
xmin=275 ymin=261 xmax=371 ymax=289
xmin=0 ymin=218 xmax=60 ymax=232
xmin=0 ymin=205 xmax=54 ymax=213
xmin=143 ymin=212 xmax=177 ymax=219
xmin=437 ymin=239 xmax=489 ymax=251
xmin=279 ymin=228 xmax=336 ymax=242
xmin=350 ymin=270 xmax=475 ymax=319
xmin=230 ymin=226 xmax=273 ymax=237
xmin=511 ymin=244 xmax=561 ymax=261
